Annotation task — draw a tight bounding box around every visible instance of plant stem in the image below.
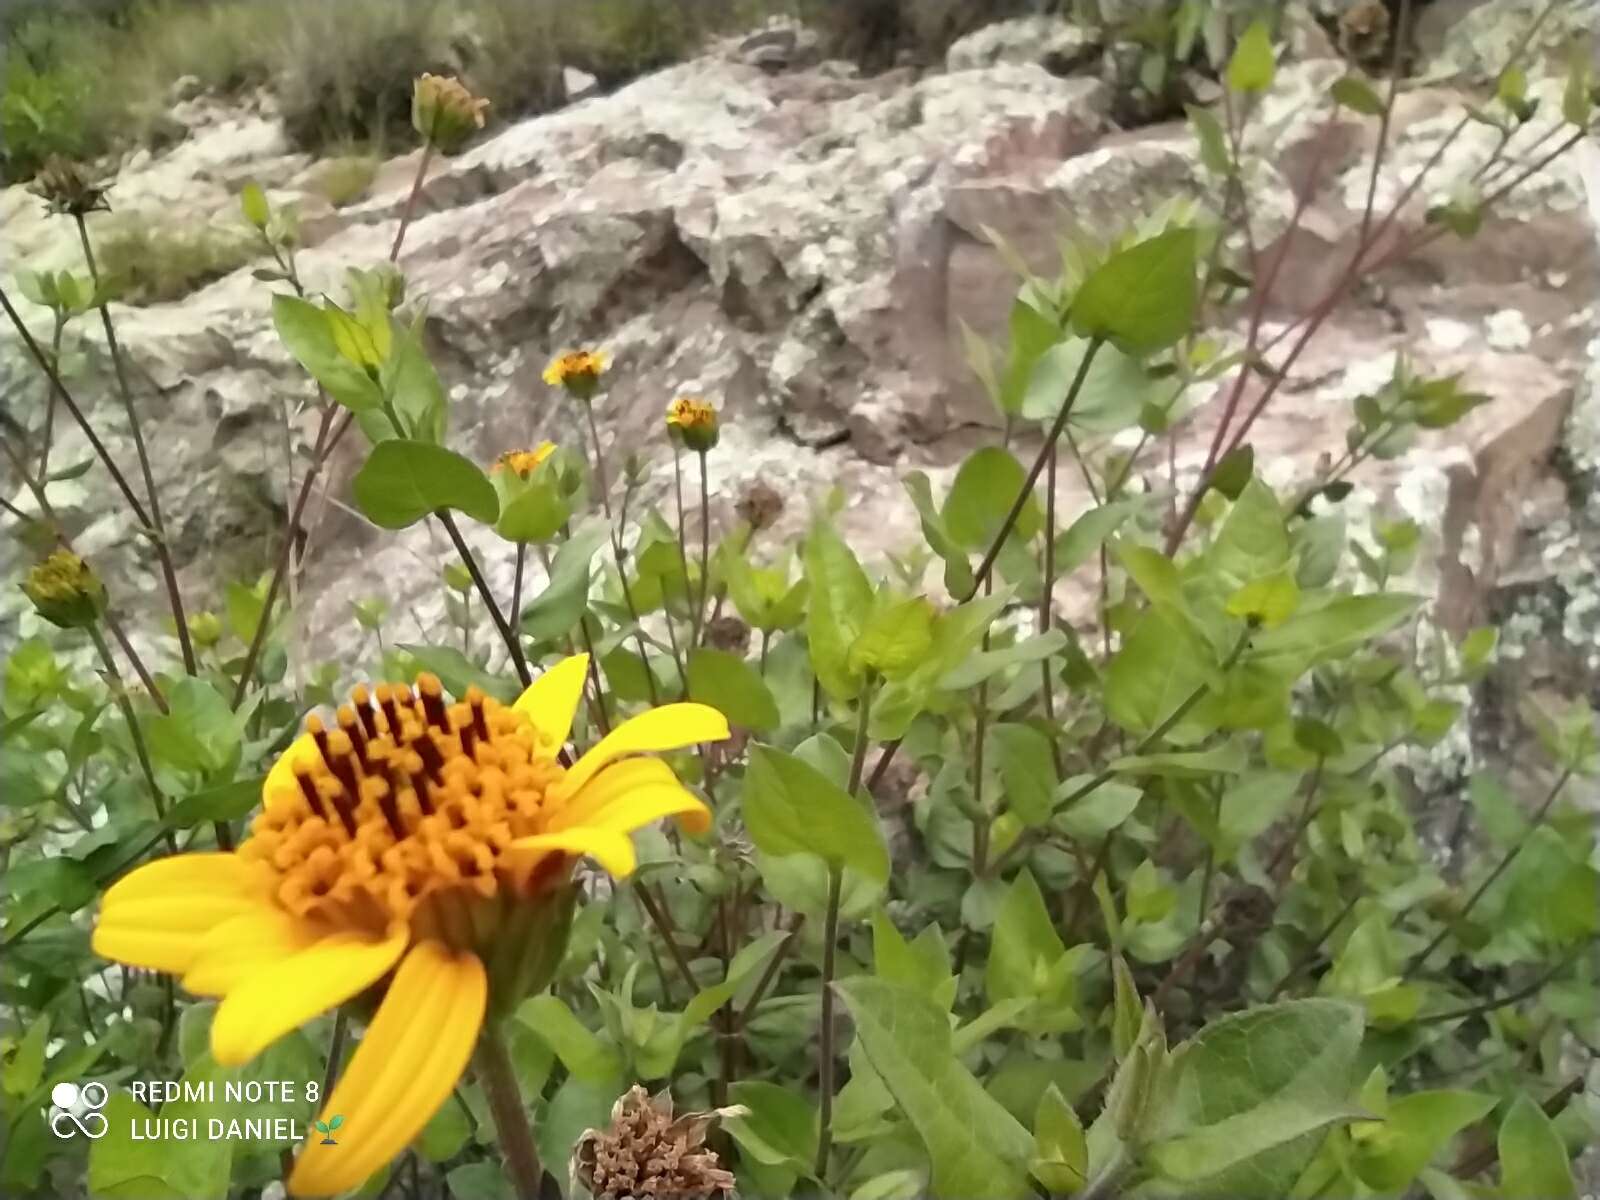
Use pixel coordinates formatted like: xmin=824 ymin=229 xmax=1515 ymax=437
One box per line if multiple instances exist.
xmin=72 ymin=215 xmax=196 ymax=675
xmin=670 ymin=447 xmax=696 ymax=669
xmin=695 ymin=449 xmax=711 ymax=646
xmin=1418 ymin=952 xmax=1577 ymax=1025
xmin=438 ymin=511 xmax=531 ymax=686
xmin=1040 ymin=439 xmax=1059 ymax=726
xmin=963 ymin=337 xmax=1104 ymax=601
xmin=582 ymin=400 xmax=612 ymax=518
xmin=736 ymin=913 xmax=805 ymax=1027
xmin=476 ymin=1022 xmax=544 ymax=1200
xmin=815 ymin=685 xmax=874 ymax=1180
xmin=320 ymin=1009 xmax=348 ymax=1103
xmin=389 ymin=142 xmax=435 ymax=263
xmin=1402 ymin=767 xmax=1574 ymax=979
xmin=637 ymin=882 xmax=698 ymax=996
xmin=812 ymin=860 xmax=845 ymax=1181
xmin=86 ymin=623 xmax=176 ymax=853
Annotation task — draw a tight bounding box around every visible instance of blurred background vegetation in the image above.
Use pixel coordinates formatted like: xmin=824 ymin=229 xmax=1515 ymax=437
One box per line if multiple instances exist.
xmin=0 ymin=0 xmax=1047 ymax=183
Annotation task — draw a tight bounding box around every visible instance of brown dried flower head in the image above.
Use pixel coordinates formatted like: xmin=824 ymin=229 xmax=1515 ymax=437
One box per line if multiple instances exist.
xmin=704 ymin=614 xmax=752 ymax=657
xmin=734 ymin=480 xmax=784 ymax=532
xmin=30 ymin=156 xmax=109 ymax=218
xmin=571 ymin=1086 xmax=745 ymax=1200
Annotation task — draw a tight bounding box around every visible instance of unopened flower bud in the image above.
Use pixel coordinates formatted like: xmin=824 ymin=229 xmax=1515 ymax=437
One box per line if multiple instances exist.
xmin=411 ymin=74 xmax=489 ymax=152
xmin=665 ymin=396 xmax=720 ymax=453
xmin=188 ymin=611 xmax=224 ymax=649
xmin=22 ymin=550 xmax=106 ymax=629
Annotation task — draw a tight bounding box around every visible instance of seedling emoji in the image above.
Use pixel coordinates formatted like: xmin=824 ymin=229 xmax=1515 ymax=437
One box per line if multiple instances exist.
xmin=315 ymin=1115 xmax=343 ymax=1145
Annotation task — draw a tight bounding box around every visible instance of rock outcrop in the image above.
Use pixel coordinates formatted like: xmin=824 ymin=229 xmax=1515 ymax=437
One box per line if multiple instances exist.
xmin=2 ymin=5 xmax=1595 ymax=780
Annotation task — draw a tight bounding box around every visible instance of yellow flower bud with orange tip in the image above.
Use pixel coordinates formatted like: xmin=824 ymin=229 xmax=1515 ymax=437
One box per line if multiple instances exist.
xmin=21 ymin=550 xmax=106 ymax=629
xmin=541 ymin=349 xmax=609 ymax=401
xmin=665 ymin=396 xmax=720 ymax=453
xmin=411 ymin=74 xmax=489 ymax=153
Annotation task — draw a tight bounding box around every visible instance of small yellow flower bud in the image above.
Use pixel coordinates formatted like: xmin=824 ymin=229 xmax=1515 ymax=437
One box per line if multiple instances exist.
xmin=541 ymin=349 xmax=609 ymax=400
xmin=22 ymin=550 xmax=107 ymax=629
xmin=665 ymin=396 xmax=720 ymax=453
xmin=491 ymin=443 xmax=557 ymax=479
xmin=188 ymin=611 xmax=224 ymax=649
xmin=411 ymin=74 xmax=489 ymax=152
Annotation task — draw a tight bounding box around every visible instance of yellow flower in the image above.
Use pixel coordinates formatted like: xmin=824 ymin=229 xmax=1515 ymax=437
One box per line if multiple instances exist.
xmin=22 ymin=549 xmax=106 ymax=629
xmin=542 ymin=349 xmax=610 ymax=399
xmin=491 ymin=443 xmax=557 ymax=478
xmin=665 ymin=396 xmax=720 ymax=452
xmin=92 ymin=658 xmax=728 ymax=1197
xmin=411 ymin=74 xmax=489 ymax=152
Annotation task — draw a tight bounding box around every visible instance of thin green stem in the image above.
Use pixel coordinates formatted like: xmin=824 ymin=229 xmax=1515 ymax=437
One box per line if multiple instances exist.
xmin=86 ymin=623 xmax=176 ymax=854
xmin=963 ymin=337 xmax=1104 ymax=601
xmin=1402 ymin=767 xmax=1574 ymax=979
xmin=476 ymin=1023 xmax=544 ymax=1200
xmin=815 ymin=685 xmax=873 ymax=1180
xmin=389 ymin=142 xmax=435 ymax=263
xmin=582 ymin=400 xmax=613 ymax=519
xmin=439 ymin=511 xmax=531 ymax=686
xmin=72 ymin=215 xmax=195 ymax=674
xmin=320 ymin=1009 xmax=348 ymax=1104
xmin=695 ymin=450 xmax=711 ymax=646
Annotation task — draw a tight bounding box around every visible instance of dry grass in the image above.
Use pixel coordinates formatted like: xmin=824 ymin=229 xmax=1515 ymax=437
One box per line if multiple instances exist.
xmin=94 ymin=221 xmax=259 ymax=304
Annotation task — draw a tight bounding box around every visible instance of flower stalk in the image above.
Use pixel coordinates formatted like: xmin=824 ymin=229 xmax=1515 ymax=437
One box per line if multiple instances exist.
xmin=477 ymin=1022 xmax=545 ymax=1200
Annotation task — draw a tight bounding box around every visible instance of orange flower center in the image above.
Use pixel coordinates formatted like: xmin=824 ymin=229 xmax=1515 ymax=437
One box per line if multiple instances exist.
xmin=493 ymin=445 xmax=555 ymax=477
xmin=241 ymin=676 xmax=569 ymax=933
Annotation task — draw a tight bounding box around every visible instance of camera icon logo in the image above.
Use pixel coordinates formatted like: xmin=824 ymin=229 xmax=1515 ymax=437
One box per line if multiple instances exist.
xmin=49 ymin=1082 xmax=110 ymax=1140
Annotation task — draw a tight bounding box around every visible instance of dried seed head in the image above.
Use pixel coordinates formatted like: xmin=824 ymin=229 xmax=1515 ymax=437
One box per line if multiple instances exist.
xmin=571 ymin=1086 xmax=744 ymax=1200
xmin=703 ymin=615 xmax=751 ymax=657
xmin=30 ymin=156 xmax=109 ymax=218
xmin=734 ymin=480 xmax=784 ymax=532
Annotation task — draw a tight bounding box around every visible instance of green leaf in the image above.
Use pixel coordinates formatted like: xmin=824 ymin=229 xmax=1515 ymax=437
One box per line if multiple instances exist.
xmin=168 ymin=776 xmax=265 ymax=826
xmin=1056 ymin=774 xmax=1145 ymax=838
xmin=1187 ymin=105 xmax=1230 ymax=174
xmin=240 ymin=182 xmax=270 ymax=229
xmin=943 ymin=447 xmax=1041 ymax=549
xmin=1225 ymin=570 xmax=1300 ymax=628
xmin=939 ymin=630 xmax=1067 ymax=691
xmin=1020 ymin=338 xmax=1159 ymax=435
xmin=2 ymin=1012 xmax=49 ymax=1097
xmin=520 ymin=517 xmax=610 ymax=642
xmin=743 ymin=745 xmax=889 ymax=883
xmin=515 ymin=995 xmax=623 ymax=1084
xmin=1104 ymin=610 xmax=1213 ymax=735
xmin=986 ymin=869 xmax=1077 ymax=1030
xmin=1145 ymin=999 xmax=1366 ymax=1196
xmin=88 ymin=1094 xmax=186 ymax=1200
xmin=989 ymin=723 xmax=1058 ymax=826
xmin=1350 ymin=1090 xmax=1496 ymax=1192
xmin=1071 ymin=228 xmax=1198 ymax=352
xmin=836 ymin=978 xmax=1035 ymax=1200
xmin=688 ymin=648 xmax=780 ymax=731
xmin=1249 ymin=593 xmax=1419 ymax=665
xmin=272 ymin=295 xmax=383 ymax=412
xmin=148 ymin=677 xmax=245 ymax=773
xmin=805 ymin=520 xmax=874 ymax=700
xmin=1210 ymin=443 xmax=1255 ymax=500
xmin=904 ymin=472 xmax=975 ymax=596
xmin=1498 ymin=1093 xmax=1576 ymax=1200
xmin=379 ymin=321 xmax=447 ymax=444
xmin=1331 ymin=75 xmax=1386 ymax=115
xmin=1055 ymin=500 xmax=1141 ymax=575
xmin=352 ymin=439 xmax=498 ymax=529
xmin=395 ymin=643 xmax=518 ymax=704
xmin=1226 ymin=19 xmax=1276 ymax=93
xmin=873 ymin=910 xmax=956 ymax=1010
xmin=1031 ymin=1084 xmax=1088 ymax=1193
xmin=724 ymin=1081 xmax=817 ymax=1171
xmin=417 ymin=1095 xmax=472 ymax=1161
xmin=1210 ymin=479 xmax=1290 ymax=586
xmin=849 ymin=595 xmax=936 ymax=679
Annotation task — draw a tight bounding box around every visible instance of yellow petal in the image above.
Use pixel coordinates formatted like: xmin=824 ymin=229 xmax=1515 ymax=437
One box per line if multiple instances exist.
xmin=211 ymin=925 xmax=408 ymax=1067
xmin=510 ymin=827 xmax=638 ymax=878
xmin=182 ymin=909 xmax=329 ymax=997
xmin=100 ymin=852 xmax=272 ymax=909
xmin=556 ymin=703 xmax=729 ymax=800
xmin=512 ymin=654 xmax=590 ymax=753
xmin=554 ymin=768 xmax=712 ymax=838
xmin=94 ymin=894 xmax=280 ymax=975
xmin=288 ymin=942 xmax=485 ymax=1197
xmin=264 ymin=732 xmax=324 ymax=812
